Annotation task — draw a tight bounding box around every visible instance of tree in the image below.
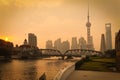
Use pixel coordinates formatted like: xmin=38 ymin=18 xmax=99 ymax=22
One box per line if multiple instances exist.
xmin=105 ymin=49 xmax=116 ymax=58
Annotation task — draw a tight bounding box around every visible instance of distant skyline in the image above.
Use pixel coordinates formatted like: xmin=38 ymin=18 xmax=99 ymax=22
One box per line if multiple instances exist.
xmin=0 ymin=0 xmax=120 ymax=50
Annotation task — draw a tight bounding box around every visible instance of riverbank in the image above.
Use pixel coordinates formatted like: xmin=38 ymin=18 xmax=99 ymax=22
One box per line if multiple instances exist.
xmin=76 ymin=56 xmax=118 ymax=72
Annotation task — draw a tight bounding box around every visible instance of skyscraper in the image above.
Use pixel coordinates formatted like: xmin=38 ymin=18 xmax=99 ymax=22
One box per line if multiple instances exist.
xmin=71 ymin=37 xmax=78 ymax=49
xmin=78 ymin=37 xmax=87 ymax=49
xmin=28 ymin=33 xmax=37 ymax=47
xmin=54 ymin=38 xmax=62 ymax=51
xmin=86 ymin=4 xmax=94 ymax=50
xmin=115 ymin=30 xmax=120 ymax=71
xmin=105 ymin=23 xmax=112 ymax=50
xmin=61 ymin=40 xmax=70 ymax=53
xmin=100 ymin=34 xmax=106 ymax=54
xmin=46 ymin=40 xmax=53 ymax=49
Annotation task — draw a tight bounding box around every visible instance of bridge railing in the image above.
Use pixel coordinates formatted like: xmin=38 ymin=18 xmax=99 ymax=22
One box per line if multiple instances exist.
xmin=39 ymin=48 xmax=102 ymax=57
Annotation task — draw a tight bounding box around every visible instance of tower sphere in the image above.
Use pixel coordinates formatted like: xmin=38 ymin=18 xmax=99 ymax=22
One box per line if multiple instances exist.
xmin=86 ymin=22 xmax=91 ymax=27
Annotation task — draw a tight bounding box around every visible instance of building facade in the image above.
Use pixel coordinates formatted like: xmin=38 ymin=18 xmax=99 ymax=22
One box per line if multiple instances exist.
xmin=100 ymin=34 xmax=106 ymax=54
xmin=71 ymin=37 xmax=78 ymax=49
xmin=28 ymin=33 xmax=37 ymax=47
xmin=61 ymin=40 xmax=70 ymax=53
xmin=54 ymin=38 xmax=62 ymax=51
xmin=78 ymin=37 xmax=87 ymax=49
xmin=115 ymin=30 xmax=120 ymax=71
xmin=105 ymin=23 xmax=112 ymax=50
xmin=46 ymin=40 xmax=53 ymax=49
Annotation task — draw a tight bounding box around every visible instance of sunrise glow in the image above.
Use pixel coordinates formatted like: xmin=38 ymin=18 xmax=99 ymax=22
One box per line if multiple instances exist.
xmin=0 ymin=0 xmax=120 ymax=50
xmin=5 ymin=37 xmax=9 ymax=42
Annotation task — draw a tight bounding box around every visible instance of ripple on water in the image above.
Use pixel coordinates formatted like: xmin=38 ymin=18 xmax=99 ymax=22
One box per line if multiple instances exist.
xmin=0 ymin=58 xmax=79 ymax=80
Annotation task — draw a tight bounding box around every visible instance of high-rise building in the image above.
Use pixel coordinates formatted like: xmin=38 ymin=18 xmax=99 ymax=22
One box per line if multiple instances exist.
xmin=78 ymin=37 xmax=87 ymax=49
xmin=105 ymin=23 xmax=112 ymax=50
xmin=46 ymin=40 xmax=53 ymax=49
xmin=61 ymin=40 xmax=70 ymax=53
xmin=115 ymin=32 xmax=118 ymax=38
xmin=86 ymin=4 xmax=94 ymax=50
xmin=100 ymin=34 xmax=106 ymax=54
xmin=71 ymin=37 xmax=78 ymax=49
xmin=54 ymin=38 xmax=62 ymax=51
xmin=115 ymin=30 xmax=120 ymax=71
xmin=28 ymin=33 xmax=37 ymax=47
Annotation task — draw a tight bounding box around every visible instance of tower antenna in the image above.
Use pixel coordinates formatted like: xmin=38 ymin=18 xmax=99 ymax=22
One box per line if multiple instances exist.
xmin=88 ymin=2 xmax=90 ymax=22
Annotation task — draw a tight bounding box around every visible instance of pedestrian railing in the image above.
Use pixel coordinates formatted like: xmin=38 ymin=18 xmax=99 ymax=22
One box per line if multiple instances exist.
xmin=53 ymin=64 xmax=75 ymax=80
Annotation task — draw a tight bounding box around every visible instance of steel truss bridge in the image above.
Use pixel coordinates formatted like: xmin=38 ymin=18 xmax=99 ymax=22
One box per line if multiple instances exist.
xmin=40 ymin=49 xmax=102 ymax=58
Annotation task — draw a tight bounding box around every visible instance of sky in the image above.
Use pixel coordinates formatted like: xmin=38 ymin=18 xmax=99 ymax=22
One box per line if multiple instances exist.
xmin=0 ymin=0 xmax=120 ymax=50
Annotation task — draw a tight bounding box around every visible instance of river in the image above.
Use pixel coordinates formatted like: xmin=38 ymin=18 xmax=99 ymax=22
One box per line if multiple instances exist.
xmin=0 ymin=57 xmax=80 ymax=80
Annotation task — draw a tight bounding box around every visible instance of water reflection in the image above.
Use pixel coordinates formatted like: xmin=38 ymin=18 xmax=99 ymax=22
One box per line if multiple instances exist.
xmin=0 ymin=58 xmax=78 ymax=80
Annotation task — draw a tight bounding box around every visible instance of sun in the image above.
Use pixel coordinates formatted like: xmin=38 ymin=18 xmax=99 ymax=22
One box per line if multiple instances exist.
xmin=5 ymin=37 xmax=9 ymax=41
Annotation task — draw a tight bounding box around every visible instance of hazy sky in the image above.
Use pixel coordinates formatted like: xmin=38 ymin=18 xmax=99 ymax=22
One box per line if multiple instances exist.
xmin=0 ymin=0 xmax=120 ymax=50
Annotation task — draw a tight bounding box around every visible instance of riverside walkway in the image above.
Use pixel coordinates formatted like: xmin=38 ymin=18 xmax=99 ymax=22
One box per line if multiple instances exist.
xmin=66 ymin=70 xmax=120 ymax=80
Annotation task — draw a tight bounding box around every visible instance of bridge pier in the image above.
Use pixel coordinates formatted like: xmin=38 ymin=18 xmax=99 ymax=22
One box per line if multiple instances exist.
xmin=61 ymin=56 xmax=65 ymax=60
xmin=66 ymin=56 xmax=73 ymax=59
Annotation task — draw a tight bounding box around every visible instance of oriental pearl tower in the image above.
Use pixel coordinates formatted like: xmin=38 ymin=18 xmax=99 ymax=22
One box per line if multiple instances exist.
xmin=86 ymin=4 xmax=94 ymax=50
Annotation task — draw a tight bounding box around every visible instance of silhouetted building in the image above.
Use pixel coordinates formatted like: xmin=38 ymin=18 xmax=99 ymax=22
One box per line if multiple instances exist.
xmin=0 ymin=39 xmax=13 ymax=58
xmin=18 ymin=44 xmax=39 ymax=59
xmin=15 ymin=44 xmax=19 ymax=48
xmin=86 ymin=5 xmax=94 ymax=50
xmin=105 ymin=23 xmax=112 ymax=50
xmin=54 ymin=38 xmax=62 ymax=51
xmin=28 ymin=33 xmax=37 ymax=47
xmin=100 ymin=34 xmax=106 ymax=54
xmin=71 ymin=37 xmax=78 ymax=49
xmin=61 ymin=40 xmax=70 ymax=53
xmin=115 ymin=32 xmax=118 ymax=37
xmin=46 ymin=40 xmax=53 ymax=49
xmin=115 ymin=30 xmax=120 ymax=71
xmin=23 ymin=39 xmax=28 ymax=45
xmin=78 ymin=37 xmax=87 ymax=49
